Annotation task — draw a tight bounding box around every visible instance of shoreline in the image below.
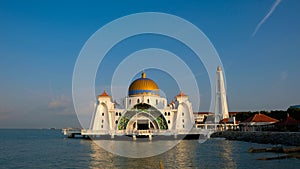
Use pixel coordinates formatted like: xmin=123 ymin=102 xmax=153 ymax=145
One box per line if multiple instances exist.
xmin=211 ymin=131 xmax=300 ymax=146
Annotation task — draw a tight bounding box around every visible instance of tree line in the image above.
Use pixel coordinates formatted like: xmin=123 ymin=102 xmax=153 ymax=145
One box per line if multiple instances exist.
xmin=234 ymin=108 xmax=300 ymax=123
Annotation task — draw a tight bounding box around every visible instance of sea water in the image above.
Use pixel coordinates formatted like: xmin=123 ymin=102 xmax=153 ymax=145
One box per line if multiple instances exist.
xmin=0 ymin=129 xmax=299 ymax=169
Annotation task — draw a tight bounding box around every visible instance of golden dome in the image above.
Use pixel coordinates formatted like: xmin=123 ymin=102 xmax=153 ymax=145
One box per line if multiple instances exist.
xmin=128 ymin=72 xmax=159 ymax=96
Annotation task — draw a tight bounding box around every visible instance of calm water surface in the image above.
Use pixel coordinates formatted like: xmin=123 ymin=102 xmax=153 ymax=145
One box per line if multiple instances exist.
xmin=0 ymin=129 xmax=299 ymax=169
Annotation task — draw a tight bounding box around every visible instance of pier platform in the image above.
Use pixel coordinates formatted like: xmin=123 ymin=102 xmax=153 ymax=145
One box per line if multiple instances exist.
xmin=62 ymin=124 xmax=235 ymax=140
xmin=62 ymin=128 xmax=83 ymax=138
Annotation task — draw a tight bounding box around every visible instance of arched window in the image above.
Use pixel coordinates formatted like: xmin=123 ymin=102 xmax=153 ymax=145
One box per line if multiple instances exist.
xmin=156 ymin=99 xmax=158 ymax=105
xmin=115 ymin=120 xmax=118 ymax=124
xmin=168 ymin=112 xmax=170 ymax=116
xmin=119 ymin=112 xmax=121 ymax=116
xmin=115 ymin=112 xmax=118 ymax=116
xmin=102 ymin=119 xmax=104 ymax=123
xmin=182 ymin=112 xmax=184 ymax=116
xmin=102 ymin=113 xmax=104 ymax=116
xmin=129 ymin=99 xmax=131 ymax=105
xmin=168 ymin=120 xmax=170 ymax=124
xmin=182 ymin=119 xmax=184 ymax=123
xmin=165 ymin=112 xmax=167 ymax=116
xmin=137 ymin=99 xmax=140 ymax=103
xmin=182 ymin=125 xmax=185 ymax=128
xmin=101 ymin=125 xmax=103 ymax=128
xmin=147 ymin=99 xmax=150 ymax=103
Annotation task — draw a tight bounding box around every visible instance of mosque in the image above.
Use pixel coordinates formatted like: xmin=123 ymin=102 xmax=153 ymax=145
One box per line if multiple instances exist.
xmin=82 ymin=66 xmax=229 ymax=140
xmin=89 ymin=71 xmax=195 ymax=137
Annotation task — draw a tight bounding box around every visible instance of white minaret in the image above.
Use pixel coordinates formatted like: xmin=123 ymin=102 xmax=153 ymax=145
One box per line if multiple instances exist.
xmin=215 ymin=66 xmax=229 ymax=122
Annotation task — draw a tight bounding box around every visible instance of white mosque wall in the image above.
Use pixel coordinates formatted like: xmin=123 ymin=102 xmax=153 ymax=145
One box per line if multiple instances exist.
xmin=125 ymin=96 xmax=167 ymax=109
xmin=174 ymin=95 xmax=195 ymax=131
xmin=92 ymin=95 xmax=195 ymax=131
xmin=112 ymin=109 xmax=123 ymax=130
xmin=91 ymin=94 xmax=196 ymax=132
xmin=161 ymin=109 xmax=176 ymax=130
xmin=92 ymin=102 xmax=110 ymax=130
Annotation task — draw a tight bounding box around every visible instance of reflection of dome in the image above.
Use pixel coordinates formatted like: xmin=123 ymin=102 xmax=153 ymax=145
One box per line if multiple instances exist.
xmin=128 ymin=72 xmax=159 ymax=96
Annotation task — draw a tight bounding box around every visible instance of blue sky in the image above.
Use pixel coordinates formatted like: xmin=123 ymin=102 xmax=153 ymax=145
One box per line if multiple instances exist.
xmin=0 ymin=0 xmax=299 ymax=128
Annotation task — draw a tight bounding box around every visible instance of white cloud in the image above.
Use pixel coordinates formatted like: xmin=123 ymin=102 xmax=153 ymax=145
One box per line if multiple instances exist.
xmin=252 ymin=0 xmax=282 ymax=36
xmin=48 ymin=95 xmax=74 ymax=115
xmin=280 ymin=71 xmax=288 ymax=81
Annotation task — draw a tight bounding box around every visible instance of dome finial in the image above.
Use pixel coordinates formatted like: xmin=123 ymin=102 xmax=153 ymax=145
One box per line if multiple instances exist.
xmin=217 ymin=66 xmax=222 ymax=71
xmin=141 ymin=71 xmax=146 ymax=78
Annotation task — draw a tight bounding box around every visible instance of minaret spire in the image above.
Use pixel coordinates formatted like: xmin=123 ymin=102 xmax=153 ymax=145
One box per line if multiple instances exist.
xmin=141 ymin=71 xmax=146 ymax=78
xmin=215 ymin=66 xmax=229 ymax=122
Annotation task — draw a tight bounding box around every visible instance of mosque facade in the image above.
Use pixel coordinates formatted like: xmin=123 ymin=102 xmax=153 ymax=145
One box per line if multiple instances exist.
xmin=84 ymin=66 xmax=229 ymax=139
xmin=89 ymin=72 xmax=195 ymax=135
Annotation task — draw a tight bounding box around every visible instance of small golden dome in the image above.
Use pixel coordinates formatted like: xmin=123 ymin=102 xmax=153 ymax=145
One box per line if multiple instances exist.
xmin=128 ymin=72 xmax=159 ymax=96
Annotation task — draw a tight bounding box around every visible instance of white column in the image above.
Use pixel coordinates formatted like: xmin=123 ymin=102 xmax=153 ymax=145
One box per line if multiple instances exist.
xmin=215 ymin=66 xmax=229 ymax=122
xmin=135 ymin=112 xmax=138 ymax=130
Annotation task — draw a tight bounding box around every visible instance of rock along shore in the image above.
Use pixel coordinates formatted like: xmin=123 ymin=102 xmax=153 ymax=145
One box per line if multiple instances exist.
xmin=211 ymin=131 xmax=300 ymax=146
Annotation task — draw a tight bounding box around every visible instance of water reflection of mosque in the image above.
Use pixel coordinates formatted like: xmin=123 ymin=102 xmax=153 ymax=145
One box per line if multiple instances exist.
xmin=83 ymin=139 xmax=237 ymax=168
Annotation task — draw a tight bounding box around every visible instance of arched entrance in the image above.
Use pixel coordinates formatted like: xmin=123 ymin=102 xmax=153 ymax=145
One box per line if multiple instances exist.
xmin=126 ymin=112 xmax=159 ymax=132
xmin=117 ymin=103 xmax=168 ymax=132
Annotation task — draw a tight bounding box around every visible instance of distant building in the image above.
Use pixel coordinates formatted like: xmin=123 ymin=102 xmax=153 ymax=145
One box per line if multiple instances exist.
xmin=240 ymin=113 xmax=279 ymax=131
xmin=193 ymin=112 xmax=213 ymax=125
xmin=276 ymin=113 xmax=300 ymax=132
xmin=193 ymin=112 xmax=239 ymax=130
xmin=289 ymin=105 xmax=300 ymax=109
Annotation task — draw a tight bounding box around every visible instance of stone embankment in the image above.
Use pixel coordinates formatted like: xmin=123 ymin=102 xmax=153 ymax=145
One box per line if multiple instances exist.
xmin=211 ymin=131 xmax=300 ymax=146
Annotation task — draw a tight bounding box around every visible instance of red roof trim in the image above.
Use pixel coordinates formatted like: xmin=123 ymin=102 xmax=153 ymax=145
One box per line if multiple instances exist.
xmin=176 ymin=91 xmax=187 ymax=97
xmin=98 ymin=90 xmax=110 ymax=97
xmin=243 ymin=113 xmax=279 ymax=123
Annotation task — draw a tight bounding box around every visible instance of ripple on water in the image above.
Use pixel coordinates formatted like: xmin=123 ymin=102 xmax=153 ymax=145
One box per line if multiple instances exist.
xmin=0 ymin=129 xmax=300 ymax=169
